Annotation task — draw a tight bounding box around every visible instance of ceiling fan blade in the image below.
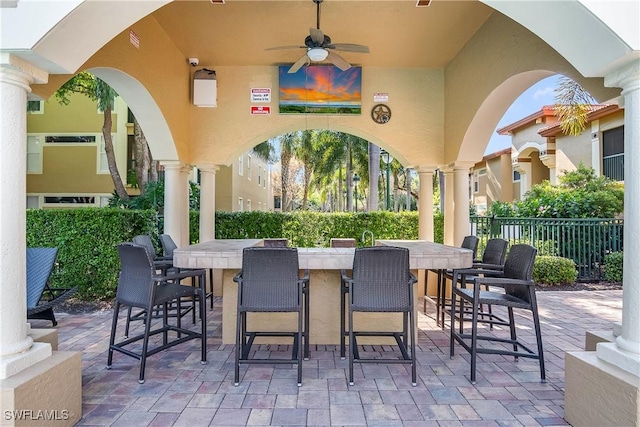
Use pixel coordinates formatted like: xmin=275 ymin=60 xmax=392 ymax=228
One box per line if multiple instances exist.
xmin=326 ymin=51 xmax=351 ymax=71
xmin=266 ymin=45 xmax=306 ymax=51
xmin=309 ymin=27 xmax=325 ymax=45
xmin=288 ymin=53 xmax=310 ymax=74
xmin=328 ymin=43 xmax=370 ymax=53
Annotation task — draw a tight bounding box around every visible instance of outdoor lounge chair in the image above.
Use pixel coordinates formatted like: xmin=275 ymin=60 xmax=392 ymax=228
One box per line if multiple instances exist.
xmin=27 ymin=247 xmax=77 ymax=327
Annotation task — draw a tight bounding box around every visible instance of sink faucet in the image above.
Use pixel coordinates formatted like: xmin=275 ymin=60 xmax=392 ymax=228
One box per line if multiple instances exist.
xmin=362 ymin=230 xmax=374 ymax=247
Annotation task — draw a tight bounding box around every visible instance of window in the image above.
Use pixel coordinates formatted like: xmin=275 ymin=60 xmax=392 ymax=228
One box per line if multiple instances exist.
xmin=26 ymin=196 xmax=39 ymax=209
xmin=238 ymin=155 xmax=244 ymax=176
xmin=474 ymin=179 xmax=479 ymax=193
xmin=27 ymin=135 xmax=42 ymax=173
xmin=238 ymin=197 xmax=244 ymax=212
xmin=45 ymin=135 xmax=96 ymax=143
xmin=258 ymin=165 xmax=262 ymax=186
xmin=603 ymin=126 xmax=624 ymax=181
xmin=274 ymin=195 xmax=281 ymax=210
xmin=98 ymin=135 xmax=115 ymax=174
xmin=513 ymin=170 xmax=521 ymax=182
xmin=246 ymin=155 xmax=252 ymax=180
xmin=27 ymin=100 xmax=44 ymax=114
xmin=478 ymin=168 xmax=487 ymax=176
xmin=44 ymin=196 xmax=96 ymax=204
xmin=247 ymin=199 xmax=251 ymax=211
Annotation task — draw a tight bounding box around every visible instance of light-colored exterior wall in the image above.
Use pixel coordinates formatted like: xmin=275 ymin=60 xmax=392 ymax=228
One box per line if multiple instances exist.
xmin=26 ymin=92 xmax=128 ymax=207
xmin=27 ymin=92 xmax=271 ymax=212
xmin=556 ymin=131 xmax=592 ymax=173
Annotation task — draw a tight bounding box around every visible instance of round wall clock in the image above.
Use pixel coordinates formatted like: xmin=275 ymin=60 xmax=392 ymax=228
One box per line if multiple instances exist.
xmin=371 ymin=104 xmax=391 ymax=124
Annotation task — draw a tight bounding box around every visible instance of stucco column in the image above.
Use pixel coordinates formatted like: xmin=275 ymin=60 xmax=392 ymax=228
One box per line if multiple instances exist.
xmin=416 ymin=167 xmax=435 ymax=241
xmin=453 ymin=163 xmax=473 ymax=246
xmin=162 ymin=161 xmax=188 ymax=247
xmin=442 ymin=168 xmax=454 ymax=245
xmin=597 ymin=60 xmax=640 ymax=376
xmin=0 ymin=57 xmax=52 ymax=378
xmin=198 ymin=165 xmax=218 ymax=243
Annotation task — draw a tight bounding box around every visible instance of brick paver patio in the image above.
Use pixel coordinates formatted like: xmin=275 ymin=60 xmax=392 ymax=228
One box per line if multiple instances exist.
xmin=29 ymin=289 xmax=622 ymax=426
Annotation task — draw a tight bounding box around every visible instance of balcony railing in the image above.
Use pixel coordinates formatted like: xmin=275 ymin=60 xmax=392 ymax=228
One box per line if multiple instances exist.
xmin=603 ymin=153 xmax=624 ymax=181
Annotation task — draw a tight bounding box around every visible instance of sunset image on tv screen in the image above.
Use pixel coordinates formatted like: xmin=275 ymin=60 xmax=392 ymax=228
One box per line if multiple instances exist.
xmin=279 ymin=65 xmax=362 ymax=114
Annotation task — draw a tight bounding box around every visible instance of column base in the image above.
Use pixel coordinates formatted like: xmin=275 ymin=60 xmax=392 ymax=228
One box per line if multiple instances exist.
xmin=597 ymin=341 xmax=640 ymax=377
xmin=585 ymin=330 xmax=615 ymax=351
xmin=0 ymin=351 xmax=82 ymax=427
xmin=30 ymin=329 xmax=58 ymax=351
xmin=565 ymin=351 xmax=640 ymax=427
xmin=0 ymin=343 xmax=51 ymax=379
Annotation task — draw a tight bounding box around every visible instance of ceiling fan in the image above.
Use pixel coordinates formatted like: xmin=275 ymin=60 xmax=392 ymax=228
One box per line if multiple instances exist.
xmin=266 ymin=0 xmax=370 ymax=74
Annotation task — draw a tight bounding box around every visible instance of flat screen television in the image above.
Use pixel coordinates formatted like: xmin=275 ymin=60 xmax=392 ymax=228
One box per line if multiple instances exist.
xmin=278 ymin=65 xmax=362 ymax=114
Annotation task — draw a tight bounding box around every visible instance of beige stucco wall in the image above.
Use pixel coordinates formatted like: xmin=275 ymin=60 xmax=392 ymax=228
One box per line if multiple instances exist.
xmin=556 ymin=131 xmax=592 ymax=173
xmin=215 ymin=166 xmax=233 ymax=212
xmin=189 ymin=66 xmax=445 ymax=168
xmin=28 ymin=146 xmax=113 ymax=193
xmin=27 ymin=93 xmax=128 ymax=196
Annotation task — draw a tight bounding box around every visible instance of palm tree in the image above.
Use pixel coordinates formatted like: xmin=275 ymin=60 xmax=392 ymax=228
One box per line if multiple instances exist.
xmin=554 ymin=76 xmax=597 ymax=136
xmin=279 ymin=132 xmax=297 ymax=211
xmin=56 ymin=72 xmax=128 ymax=199
xmin=368 ymin=143 xmax=381 ymax=211
xmin=296 ymin=130 xmax=318 ymax=210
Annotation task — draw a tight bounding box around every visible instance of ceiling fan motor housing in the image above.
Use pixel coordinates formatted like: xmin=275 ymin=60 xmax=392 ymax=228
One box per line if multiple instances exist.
xmin=305 ymin=34 xmax=331 ymax=48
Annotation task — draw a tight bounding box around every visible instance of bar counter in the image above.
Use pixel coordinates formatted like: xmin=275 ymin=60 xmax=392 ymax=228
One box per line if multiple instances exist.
xmin=174 ymin=239 xmax=473 ymax=344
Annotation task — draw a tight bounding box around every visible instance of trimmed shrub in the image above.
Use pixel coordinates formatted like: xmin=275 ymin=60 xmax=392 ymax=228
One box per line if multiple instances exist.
xmin=27 ymin=208 xmax=158 ymax=300
xmin=533 ymin=255 xmax=578 ymax=286
xmin=604 ymin=251 xmax=623 ymax=283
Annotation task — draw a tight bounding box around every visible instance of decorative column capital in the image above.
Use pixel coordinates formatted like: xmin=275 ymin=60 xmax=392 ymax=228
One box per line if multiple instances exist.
xmin=197 ymin=164 xmax=220 ymax=174
xmin=442 ymin=161 xmax=475 ymax=173
xmin=605 ymin=59 xmax=640 ymax=94
xmin=414 ymin=165 xmax=437 ymax=175
xmin=160 ymin=160 xmax=185 ymax=171
xmin=0 ymin=54 xmax=48 ymax=89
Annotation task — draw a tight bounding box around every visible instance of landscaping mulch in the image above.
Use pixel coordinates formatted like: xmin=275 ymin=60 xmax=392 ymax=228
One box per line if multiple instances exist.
xmin=535 ymin=281 xmax=622 ymax=292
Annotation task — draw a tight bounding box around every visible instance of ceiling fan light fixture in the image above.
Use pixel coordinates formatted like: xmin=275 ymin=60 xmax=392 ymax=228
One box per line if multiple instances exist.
xmin=307 ymin=47 xmax=329 ymax=62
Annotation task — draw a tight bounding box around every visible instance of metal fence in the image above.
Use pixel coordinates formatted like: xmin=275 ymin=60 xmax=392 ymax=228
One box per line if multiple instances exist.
xmin=470 ymin=216 xmax=624 ymax=281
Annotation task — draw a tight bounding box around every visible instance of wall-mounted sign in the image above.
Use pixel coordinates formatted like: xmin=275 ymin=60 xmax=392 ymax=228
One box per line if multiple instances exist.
xmin=373 ymin=93 xmax=388 ymax=102
xmin=251 ymin=106 xmax=271 ymax=115
xmin=251 ymin=88 xmax=271 ymax=103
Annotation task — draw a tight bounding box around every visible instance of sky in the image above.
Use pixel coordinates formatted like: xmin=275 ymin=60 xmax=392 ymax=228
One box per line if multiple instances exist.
xmin=484 ymin=74 xmax=561 ymax=155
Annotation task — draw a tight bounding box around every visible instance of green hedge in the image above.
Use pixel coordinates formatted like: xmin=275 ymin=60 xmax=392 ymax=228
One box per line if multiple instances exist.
xmin=212 ymin=211 xmax=441 ymax=247
xmin=533 ymin=255 xmax=578 ymax=286
xmin=30 ymin=209 xmax=444 ymax=301
xmin=27 ymin=208 xmax=158 ymax=300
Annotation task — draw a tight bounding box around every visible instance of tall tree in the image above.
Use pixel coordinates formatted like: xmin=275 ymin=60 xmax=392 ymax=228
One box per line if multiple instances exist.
xmin=296 ymin=130 xmax=316 ymax=210
xmin=279 ymin=132 xmax=297 ymax=211
xmin=368 ymin=143 xmax=381 ymax=211
xmin=133 ymin=116 xmax=152 ymax=191
xmin=56 ymin=72 xmax=129 ymax=199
